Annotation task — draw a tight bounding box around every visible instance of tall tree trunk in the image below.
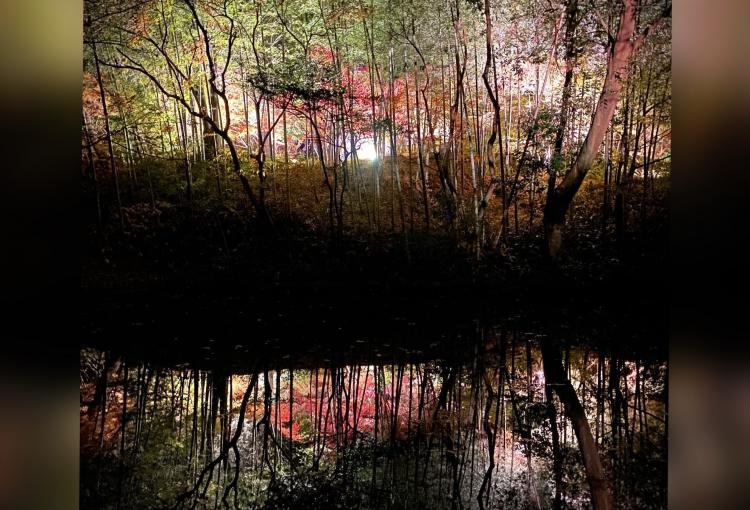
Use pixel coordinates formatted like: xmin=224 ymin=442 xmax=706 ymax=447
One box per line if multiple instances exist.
xmin=479 ymin=0 xmax=507 ymax=241
xmin=548 ymin=0 xmax=579 ymax=206
xmin=91 ymin=41 xmax=123 ymax=229
xmin=543 ymin=0 xmax=669 ymax=257
xmin=82 ymin=112 xmax=103 ymax=229
xmin=412 ymin=51 xmax=430 ymax=230
xmin=193 ymin=83 xmax=217 ymax=161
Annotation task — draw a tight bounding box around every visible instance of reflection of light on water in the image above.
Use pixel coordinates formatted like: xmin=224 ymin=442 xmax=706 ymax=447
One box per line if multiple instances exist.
xmin=358 ymin=138 xmax=377 ymax=161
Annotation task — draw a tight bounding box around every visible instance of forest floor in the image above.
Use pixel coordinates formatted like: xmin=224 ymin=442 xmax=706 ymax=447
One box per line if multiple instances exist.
xmin=83 ymin=175 xmax=668 ymax=289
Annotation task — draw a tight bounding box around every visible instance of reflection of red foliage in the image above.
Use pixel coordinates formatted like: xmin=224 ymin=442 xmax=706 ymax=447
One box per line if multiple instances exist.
xmin=267 ymin=369 xmax=432 ymax=445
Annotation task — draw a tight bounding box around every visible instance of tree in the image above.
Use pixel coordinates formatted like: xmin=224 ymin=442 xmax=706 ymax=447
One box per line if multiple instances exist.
xmin=91 ymin=0 xmax=274 ymax=228
xmin=543 ymin=0 xmax=670 ymax=257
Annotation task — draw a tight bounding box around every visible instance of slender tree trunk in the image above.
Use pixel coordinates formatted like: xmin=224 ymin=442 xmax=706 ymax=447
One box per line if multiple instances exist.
xmin=413 ymin=55 xmax=430 ymax=230
xmin=91 ymin=41 xmax=123 ymax=229
xmin=82 ymin=112 xmax=103 ymax=229
xmin=479 ymin=0 xmax=507 ymax=245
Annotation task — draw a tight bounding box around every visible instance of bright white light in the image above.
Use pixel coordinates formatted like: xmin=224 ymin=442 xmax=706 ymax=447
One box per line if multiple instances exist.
xmin=358 ymin=138 xmax=377 ymax=161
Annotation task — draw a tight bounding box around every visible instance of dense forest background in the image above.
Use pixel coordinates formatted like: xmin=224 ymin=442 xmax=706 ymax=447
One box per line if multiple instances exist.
xmin=83 ymin=0 xmax=670 ymax=285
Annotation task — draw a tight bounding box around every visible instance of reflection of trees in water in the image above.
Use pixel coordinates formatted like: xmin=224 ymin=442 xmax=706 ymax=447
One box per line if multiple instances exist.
xmin=80 ymin=333 xmax=667 ymax=509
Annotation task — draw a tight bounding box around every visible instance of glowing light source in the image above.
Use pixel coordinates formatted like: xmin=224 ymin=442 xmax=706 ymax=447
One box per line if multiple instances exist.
xmin=358 ymin=138 xmax=377 ymax=161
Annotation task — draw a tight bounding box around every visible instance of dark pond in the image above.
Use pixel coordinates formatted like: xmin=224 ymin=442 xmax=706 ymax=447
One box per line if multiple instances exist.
xmin=80 ymin=286 xmax=667 ymax=509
